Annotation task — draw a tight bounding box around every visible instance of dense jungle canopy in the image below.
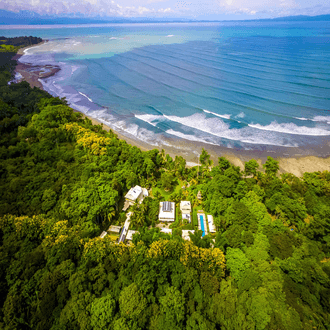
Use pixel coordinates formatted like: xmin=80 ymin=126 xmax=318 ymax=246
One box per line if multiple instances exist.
xmin=0 ymin=37 xmax=329 ymax=330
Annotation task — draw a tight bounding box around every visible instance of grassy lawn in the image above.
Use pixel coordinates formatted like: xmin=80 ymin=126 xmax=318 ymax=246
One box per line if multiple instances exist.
xmin=151 ymin=179 xmax=183 ymax=201
xmin=192 ymin=206 xmax=200 ymax=228
xmin=169 ymin=204 xmax=181 ymax=229
xmin=108 ymin=233 xmax=120 ymax=242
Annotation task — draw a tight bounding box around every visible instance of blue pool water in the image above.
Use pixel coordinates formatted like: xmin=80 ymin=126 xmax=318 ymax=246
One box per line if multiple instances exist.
xmin=1 ymin=21 xmax=330 ymax=153
xmin=199 ymin=215 xmax=206 ymax=237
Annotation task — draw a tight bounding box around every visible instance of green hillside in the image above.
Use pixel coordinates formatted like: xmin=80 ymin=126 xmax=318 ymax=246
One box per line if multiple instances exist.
xmin=0 ymin=38 xmax=329 ymax=330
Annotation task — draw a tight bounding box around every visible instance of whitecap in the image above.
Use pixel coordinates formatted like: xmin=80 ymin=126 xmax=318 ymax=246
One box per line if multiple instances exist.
xmin=248 ymin=121 xmax=330 ymax=136
xmin=78 ymin=92 xmax=93 ymax=103
xmin=203 ymin=109 xmax=231 ymax=119
xmin=312 ymin=116 xmax=330 ymax=124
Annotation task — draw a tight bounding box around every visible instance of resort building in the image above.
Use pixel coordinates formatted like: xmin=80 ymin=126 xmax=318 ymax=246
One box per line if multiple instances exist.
xmin=100 ymin=231 xmax=107 ymax=238
xmin=180 ymin=201 xmax=191 ymax=213
xmin=160 ymin=228 xmax=172 ymax=234
xmin=123 ymin=185 xmax=148 ymax=210
xmin=125 ymin=185 xmax=143 ymax=204
xmin=197 ymin=191 xmax=202 ymax=200
xmin=207 ymin=215 xmax=216 ymax=233
xmin=118 ymin=212 xmax=132 ymax=243
xmin=108 ymin=225 xmax=121 ymax=234
xmin=180 ymin=201 xmax=191 ymax=223
xmin=126 ymin=230 xmax=139 ymax=241
xmin=182 ymin=230 xmax=195 ymax=241
xmin=158 ymin=201 xmax=175 ymax=222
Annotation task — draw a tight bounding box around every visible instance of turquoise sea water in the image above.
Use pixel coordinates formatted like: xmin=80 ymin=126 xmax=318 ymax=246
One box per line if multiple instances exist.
xmin=1 ymin=22 xmax=330 ymax=152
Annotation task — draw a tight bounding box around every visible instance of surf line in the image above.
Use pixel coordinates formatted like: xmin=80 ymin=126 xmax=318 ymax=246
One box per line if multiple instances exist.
xmin=79 ymin=92 xmax=93 ymax=102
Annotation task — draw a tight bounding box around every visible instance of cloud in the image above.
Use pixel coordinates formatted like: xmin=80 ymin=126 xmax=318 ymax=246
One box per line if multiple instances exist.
xmin=0 ymin=0 xmax=174 ymax=17
xmin=1 ymin=0 xmax=330 ymax=18
xmin=218 ymin=0 xmax=298 ymax=15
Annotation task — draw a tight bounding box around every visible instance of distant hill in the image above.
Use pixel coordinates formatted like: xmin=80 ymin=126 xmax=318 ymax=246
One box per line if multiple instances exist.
xmin=0 ymin=9 xmax=329 ymax=25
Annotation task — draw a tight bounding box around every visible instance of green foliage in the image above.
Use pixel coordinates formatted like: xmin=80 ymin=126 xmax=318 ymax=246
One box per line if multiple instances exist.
xmin=0 ymin=40 xmax=329 ymax=330
xmin=119 ymin=283 xmax=147 ymax=319
xmin=263 ymin=156 xmax=279 ymax=177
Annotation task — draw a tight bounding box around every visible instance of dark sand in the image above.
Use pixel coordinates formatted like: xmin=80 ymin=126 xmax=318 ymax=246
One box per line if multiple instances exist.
xmin=13 ymin=42 xmax=330 ymax=176
xmin=13 ymin=42 xmax=60 ymax=89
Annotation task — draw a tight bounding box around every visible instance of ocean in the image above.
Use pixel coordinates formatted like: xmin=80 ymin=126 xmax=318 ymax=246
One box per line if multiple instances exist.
xmin=1 ymin=21 xmax=330 ymax=154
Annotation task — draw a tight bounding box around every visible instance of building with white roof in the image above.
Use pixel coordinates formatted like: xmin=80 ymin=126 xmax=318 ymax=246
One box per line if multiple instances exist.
xmin=108 ymin=225 xmax=121 ymax=234
xmin=125 ymin=186 xmax=143 ymax=204
xmin=182 ymin=230 xmax=195 ymax=241
xmin=100 ymin=231 xmax=107 ymax=239
xmin=126 ymin=230 xmax=139 ymax=241
xmin=118 ymin=212 xmax=132 ymax=243
xmin=180 ymin=201 xmax=191 ymax=223
xmin=182 ymin=213 xmax=191 ymax=223
xmin=123 ymin=185 xmax=146 ymax=210
xmin=159 ymin=201 xmax=175 ymax=222
xmin=160 ymin=228 xmax=172 ymax=234
xmin=180 ymin=201 xmax=191 ymax=213
xmin=207 ymin=215 xmax=216 ymax=233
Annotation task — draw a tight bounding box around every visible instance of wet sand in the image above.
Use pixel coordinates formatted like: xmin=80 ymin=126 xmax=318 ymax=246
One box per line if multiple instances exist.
xmin=13 ymin=42 xmax=330 ymax=176
xmin=77 ymin=111 xmax=330 ymax=175
xmin=12 ymin=41 xmax=60 ymax=89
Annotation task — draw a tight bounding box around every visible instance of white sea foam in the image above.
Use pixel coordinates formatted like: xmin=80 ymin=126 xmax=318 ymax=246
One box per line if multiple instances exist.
xmin=134 ymin=114 xmax=164 ymax=127
xmin=236 ymin=112 xmax=245 ymax=119
xmin=79 ymin=92 xmax=93 ymax=103
xmin=248 ymin=121 xmax=330 ymax=136
xmin=295 ymin=117 xmax=309 ymax=121
xmin=8 ymin=72 xmax=23 ymax=85
xmin=312 ymin=116 xmax=330 ymax=124
xmin=203 ymin=109 xmax=231 ymax=119
xmin=166 ymin=35 xmax=174 ymax=37
xmin=166 ymin=129 xmax=218 ymax=145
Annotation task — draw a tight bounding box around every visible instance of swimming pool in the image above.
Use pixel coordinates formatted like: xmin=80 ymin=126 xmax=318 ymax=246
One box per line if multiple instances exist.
xmin=199 ymin=215 xmax=206 ymax=237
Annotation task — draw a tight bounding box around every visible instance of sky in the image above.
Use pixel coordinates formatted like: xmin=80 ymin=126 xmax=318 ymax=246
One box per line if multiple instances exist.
xmin=0 ymin=0 xmax=330 ymax=20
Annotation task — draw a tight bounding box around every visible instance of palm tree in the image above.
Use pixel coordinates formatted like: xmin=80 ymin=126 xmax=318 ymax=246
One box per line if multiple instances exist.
xmin=107 ymin=207 xmax=116 ymax=223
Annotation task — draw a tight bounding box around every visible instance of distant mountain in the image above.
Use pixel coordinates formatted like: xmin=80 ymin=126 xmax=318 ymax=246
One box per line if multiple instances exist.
xmin=270 ymin=14 xmax=330 ymax=21
xmin=0 ymin=9 xmax=329 ymax=25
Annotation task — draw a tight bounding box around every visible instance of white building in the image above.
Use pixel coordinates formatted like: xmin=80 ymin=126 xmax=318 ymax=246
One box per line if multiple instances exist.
xmin=108 ymin=225 xmax=121 ymax=234
xmin=125 ymin=186 xmax=143 ymax=204
xmin=182 ymin=213 xmax=191 ymax=223
xmin=160 ymin=228 xmax=172 ymax=234
xmin=100 ymin=231 xmax=107 ymax=239
xmin=207 ymin=215 xmax=216 ymax=233
xmin=180 ymin=201 xmax=191 ymax=213
xmin=159 ymin=201 xmax=175 ymax=222
xmin=180 ymin=201 xmax=191 ymax=223
xmin=126 ymin=230 xmax=139 ymax=240
xmin=182 ymin=230 xmax=195 ymax=241
xmin=118 ymin=212 xmax=132 ymax=243
xmin=123 ymin=185 xmax=146 ymax=210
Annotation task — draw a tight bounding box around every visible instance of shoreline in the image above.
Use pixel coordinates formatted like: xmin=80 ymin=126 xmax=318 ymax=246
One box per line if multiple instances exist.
xmin=13 ymin=42 xmax=330 ymax=176
xmin=12 ymin=40 xmax=60 ymax=89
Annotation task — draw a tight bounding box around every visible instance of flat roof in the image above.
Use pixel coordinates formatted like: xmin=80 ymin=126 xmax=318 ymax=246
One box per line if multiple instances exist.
xmin=100 ymin=231 xmax=107 ymax=238
xmin=126 ymin=230 xmax=139 ymax=240
xmin=108 ymin=225 xmax=121 ymax=233
xmin=159 ymin=202 xmax=175 ymax=221
xmin=207 ymin=215 xmax=216 ymax=233
xmin=125 ymin=185 xmax=143 ymax=201
xmin=160 ymin=228 xmax=172 ymax=234
xmin=180 ymin=201 xmax=191 ymax=210
xmin=182 ymin=230 xmax=195 ymax=241
xmin=142 ymin=188 xmax=149 ymax=197
xmin=118 ymin=212 xmax=132 ymax=243
xmin=182 ymin=213 xmax=191 ymax=222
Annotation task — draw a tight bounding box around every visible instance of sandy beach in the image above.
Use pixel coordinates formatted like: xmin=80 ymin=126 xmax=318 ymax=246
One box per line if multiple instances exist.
xmin=12 ymin=41 xmax=60 ymax=89
xmin=12 ymin=42 xmax=330 ymax=176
